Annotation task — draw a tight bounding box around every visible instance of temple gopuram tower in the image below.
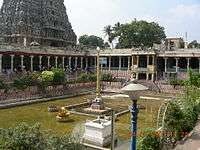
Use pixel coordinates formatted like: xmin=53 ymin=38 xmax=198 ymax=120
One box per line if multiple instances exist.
xmin=0 ymin=0 xmax=77 ymax=47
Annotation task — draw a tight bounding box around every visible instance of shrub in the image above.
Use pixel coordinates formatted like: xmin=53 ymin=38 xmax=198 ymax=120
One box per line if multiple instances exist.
xmin=0 ymin=123 xmax=84 ymax=150
xmin=13 ymin=77 xmax=28 ymax=90
xmin=0 ymin=79 xmax=6 ymax=89
xmin=77 ymin=73 xmax=96 ymax=83
xmin=169 ymin=79 xmax=184 ymax=86
xmin=138 ymin=128 xmax=161 ymax=150
xmin=52 ymin=68 xmax=65 ymax=85
xmin=40 ymin=71 xmax=54 ymax=86
xmin=101 ymin=73 xmax=113 ymax=82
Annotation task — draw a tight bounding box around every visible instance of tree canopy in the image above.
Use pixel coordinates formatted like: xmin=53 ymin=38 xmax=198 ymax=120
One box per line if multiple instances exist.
xmin=105 ymin=20 xmax=166 ymax=49
xmin=188 ymin=40 xmax=200 ymax=49
xmin=78 ymin=35 xmax=104 ymax=48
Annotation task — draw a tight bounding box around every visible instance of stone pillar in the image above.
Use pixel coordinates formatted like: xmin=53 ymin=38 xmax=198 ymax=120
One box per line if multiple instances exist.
xmin=0 ymin=54 xmax=2 ymax=73
xmin=187 ymin=58 xmax=190 ymax=71
xmin=164 ymin=58 xmax=168 ymax=73
xmin=47 ymin=56 xmax=50 ymax=69
xmin=62 ymin=56 xmax=65 ymax=70
xmin=80 ymin=57 xmax=83 ymax=69
xmin=176 ymin=58 xmax=179 ymax=73
xmin=94 ymin=57 xmax=97 ymax=68
xmin=152 ymin=74 xmax=155 ymax=81
xmin=39 ymin=56 xmax=42 ymax=71
xmin=109 ymin=56 xmax=111 ymax=71
xmin=119 ymin=56 xmax=122 ymax=70
xmin=136 ymin=73 xmax=139 ymax=80
xmin=86 ymin=57 xmax=88 ymax=69
xmin=75 ymin=57 xmax=78 ymax=69
xmin=20 ymin=55 xmax=24 ymax=71
xmin=128 ymin=56 xmax=130 ymax=70
xmin=30 ymin=55 xmax=34 ymax=72
xmin=132 ymin=55 xmax=134 ymax=71
xmin=136 ymin=56 xmax=139 ymax=67
xmin=146 ymin=73 xmax=149 ymax=80
xmin=55 ymin=56 xmax=58 ymax=68
xmin=11 ymin=55 xmax=14 ymax=72
xmin=152 ymin=56 xmax=155 ymax=65
xmin=69 ymin=57 xmax=72 ymax=70
xmin=147 ymin=55 xmax=149 ymax=66
xmin=199 ymin=58 xmax=200 ymax=73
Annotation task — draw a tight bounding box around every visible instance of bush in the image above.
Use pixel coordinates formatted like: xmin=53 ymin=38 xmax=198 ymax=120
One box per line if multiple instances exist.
xmin=52 ymin=68 xmax=65 ymax=85
xmin=12 ymin=73 xmax=41 ymax=90
xmin=0 ymin=123 xmax=84 ymax=150
xmin=77 ymin=73 xmax=96 ymax=83
xmin=13 ymin=77 xmax=28 ymax=90
xmin=186 ymin=70 xmax=200 ymax=87
xmin=0 ymin=79 xmax=6 ymax=90
xmin=169 ymin=79 xmax=184 ymax=86
xmin=101 ymin=73 xmax=113 ymax=82
xmin=138 ymin=128 xmax=161 ymax=150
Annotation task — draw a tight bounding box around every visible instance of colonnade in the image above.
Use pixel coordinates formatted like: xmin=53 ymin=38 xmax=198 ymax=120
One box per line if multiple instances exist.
xmin=164 ymin=57 xmax=200 ymax=73
xmin=0 ymin=54 xmax=95 ymax=73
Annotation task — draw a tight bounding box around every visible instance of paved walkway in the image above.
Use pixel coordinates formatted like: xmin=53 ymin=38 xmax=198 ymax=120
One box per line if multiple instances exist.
xmin=174 ymin=116 xmax=200 ymax=150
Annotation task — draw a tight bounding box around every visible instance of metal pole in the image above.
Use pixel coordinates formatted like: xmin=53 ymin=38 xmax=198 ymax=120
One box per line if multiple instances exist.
xmin=111 ymin=110 xmax=115 ymax=150
xmin=130 ymin=100 xmax=138 ymax=150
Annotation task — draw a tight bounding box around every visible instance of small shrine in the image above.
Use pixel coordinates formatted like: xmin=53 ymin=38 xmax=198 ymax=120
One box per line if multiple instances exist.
xmin=56 ymin=107 xmax=71 ymax=122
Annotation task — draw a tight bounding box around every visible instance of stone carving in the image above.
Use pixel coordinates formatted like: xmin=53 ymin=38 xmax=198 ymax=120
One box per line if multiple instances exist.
xmin=0 ymin=0 xmax=77 ymax=47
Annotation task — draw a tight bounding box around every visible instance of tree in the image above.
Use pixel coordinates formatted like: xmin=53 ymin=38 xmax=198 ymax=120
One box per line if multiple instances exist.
xmin=78 ymin=35 xmax=104 ymax=48
xmin=188 ymin=40 xmax=200 ymax=49
xmin=112 ymin=20 xmax=166 ymax=49
xmin=103 ymin=25 xmax=115 ymax=49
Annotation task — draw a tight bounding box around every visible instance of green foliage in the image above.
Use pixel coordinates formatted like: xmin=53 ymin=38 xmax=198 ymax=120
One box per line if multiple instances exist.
xmin=13 ymin=77 xmax=28 ymax=90
xmin=0 ymin=123 xmax=84 ymax=150
xmin=11 ymin=73 xmax=40 ymax=90
xmin=164 ymin=102 xmax=184 ymax=140
xmin=101 ymin=73 xmax=113 ymax=82
xmin=40 ymin=71 xmax=54 ymax=86
xmin=103 ymin=25 xmax=115 ymax=48
xmin=169 ymin=79 xmax=185 ymax=86
xmin=164 ymin=82 xmax=200 ymax=143
xmin=188 ymin=40 xmax=200 ymax=49
xmin=187 ymin=70 xmax=200 ymax=87
xmin=138 ymin=128 xmax=161 ymax=150
xmin=77 ymin=73 xmax=96 ymax=83
xmin=107 ymin=20 xmax=166 ymax=48
xmin=0 ymin=79 xmax=6 ymax=89
xmin=79 ymin=34 xmax=104 ymax=48
xmin=52 ymin=68 xmax=65 ymax=85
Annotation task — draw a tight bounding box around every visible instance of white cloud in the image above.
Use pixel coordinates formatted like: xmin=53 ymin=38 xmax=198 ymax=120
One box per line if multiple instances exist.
xmin=163 ymin=4 xmax=200 ymax=41
xmin=169 ymin=4 xmax=200 ymax=19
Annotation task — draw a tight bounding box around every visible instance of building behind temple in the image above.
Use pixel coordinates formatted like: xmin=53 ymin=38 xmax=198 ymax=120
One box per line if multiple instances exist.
xmin=0 ymin=0 xmax=76 ymax=47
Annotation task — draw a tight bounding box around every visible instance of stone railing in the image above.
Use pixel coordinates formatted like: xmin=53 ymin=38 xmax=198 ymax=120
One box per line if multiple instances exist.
xmin=0 ymin=82 xmax=96 ymax=102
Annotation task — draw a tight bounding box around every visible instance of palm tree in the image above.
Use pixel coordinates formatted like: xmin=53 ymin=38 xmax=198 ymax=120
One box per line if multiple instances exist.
xmin=103 ymin=25 xmax=114 ymax=49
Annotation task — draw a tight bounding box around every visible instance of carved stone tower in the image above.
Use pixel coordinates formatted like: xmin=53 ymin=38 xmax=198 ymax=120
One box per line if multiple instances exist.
xmin=0 ymin=0 xmax=77 ymax=47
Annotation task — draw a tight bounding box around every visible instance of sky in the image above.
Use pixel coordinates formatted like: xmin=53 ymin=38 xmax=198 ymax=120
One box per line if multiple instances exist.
xmin=0 ymin=0 xmax=200 ymax=42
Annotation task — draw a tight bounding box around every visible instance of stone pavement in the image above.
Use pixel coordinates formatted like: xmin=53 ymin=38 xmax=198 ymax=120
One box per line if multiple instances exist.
xmin=174 ymin=116 xmax=200 ymax=150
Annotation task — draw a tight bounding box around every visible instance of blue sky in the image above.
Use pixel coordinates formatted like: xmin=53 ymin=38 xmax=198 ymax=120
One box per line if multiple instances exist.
xmin=0 ymin=0 xmax=200 ymax=42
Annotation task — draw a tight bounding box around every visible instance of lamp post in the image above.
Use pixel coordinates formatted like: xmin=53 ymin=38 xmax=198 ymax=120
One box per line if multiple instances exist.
xmin=96 ymin=47 xmax=101 ymax=97
xmin=121 ymin=83 xmax=148 ymax=150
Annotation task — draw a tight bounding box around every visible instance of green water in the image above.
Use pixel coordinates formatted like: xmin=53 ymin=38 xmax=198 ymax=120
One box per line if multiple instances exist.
xmin=0 ymin=95 xmax=162 ymax=141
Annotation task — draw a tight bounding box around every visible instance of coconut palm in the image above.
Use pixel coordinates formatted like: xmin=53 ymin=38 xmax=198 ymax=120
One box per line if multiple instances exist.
xmin=103 ymin=25 xmax=114 ymax=49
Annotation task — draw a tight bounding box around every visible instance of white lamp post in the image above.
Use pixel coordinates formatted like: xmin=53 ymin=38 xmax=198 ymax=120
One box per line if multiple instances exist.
xmin=121 ymin=83 xmax=148 ymax=150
